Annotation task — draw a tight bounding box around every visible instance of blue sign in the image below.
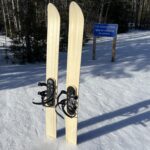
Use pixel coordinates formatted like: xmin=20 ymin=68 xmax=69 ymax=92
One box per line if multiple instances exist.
xmin=93 ymin=24 xmax=118 ymax=37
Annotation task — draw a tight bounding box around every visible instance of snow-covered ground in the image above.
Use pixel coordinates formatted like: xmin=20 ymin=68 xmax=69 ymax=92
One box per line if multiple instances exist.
xmin=0 ymin=36 xmax=12 ymax=65
xmin=0 ymin=31 xmax=150 ymax=150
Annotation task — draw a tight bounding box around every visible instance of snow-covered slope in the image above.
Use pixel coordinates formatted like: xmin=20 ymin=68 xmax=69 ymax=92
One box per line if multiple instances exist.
xmin=0 ymin=31 xmax=150 ymax=150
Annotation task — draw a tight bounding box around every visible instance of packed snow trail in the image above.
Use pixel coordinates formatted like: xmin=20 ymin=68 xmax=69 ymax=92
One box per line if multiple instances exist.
xmin=0 ymin=31 xmax=150 ymax=150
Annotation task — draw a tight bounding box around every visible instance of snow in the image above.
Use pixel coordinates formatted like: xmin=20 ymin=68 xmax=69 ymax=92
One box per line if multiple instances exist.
xmin=0 ymin=31 xmax=150 ymax=150
xmin=0 ymin=36 xmax=12 ymax=65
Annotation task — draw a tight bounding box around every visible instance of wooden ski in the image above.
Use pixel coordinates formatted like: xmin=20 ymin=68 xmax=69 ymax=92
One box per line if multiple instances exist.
xmin=65 ymin=1 xmax=84 ymax=144
xmin=46 ymin=3 xmax=60 ymax=139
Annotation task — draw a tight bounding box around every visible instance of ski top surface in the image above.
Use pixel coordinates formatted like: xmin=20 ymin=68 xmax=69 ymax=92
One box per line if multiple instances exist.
xmin=65 ymin=2 xmax=84 ymax=144
xmin=46 ymin=3 xmax=60 ymax=139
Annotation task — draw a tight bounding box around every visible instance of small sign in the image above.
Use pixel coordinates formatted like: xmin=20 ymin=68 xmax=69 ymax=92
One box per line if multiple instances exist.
xmin=93 ymin=24 xmax=118 ymax=37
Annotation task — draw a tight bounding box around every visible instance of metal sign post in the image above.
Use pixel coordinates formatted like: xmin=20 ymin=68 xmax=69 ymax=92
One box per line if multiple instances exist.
xmin=92 ymin=23 xmax=118 ymax=62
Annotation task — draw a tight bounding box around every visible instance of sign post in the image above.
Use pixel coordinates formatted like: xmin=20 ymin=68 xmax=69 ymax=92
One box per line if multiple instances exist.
xmin=92 ymin=36 xmax=96 ymax=60
xmin=93 ymin=23 xmax=118 ymax=62
xmin=112 ymin=37 xmax=117 ymax=62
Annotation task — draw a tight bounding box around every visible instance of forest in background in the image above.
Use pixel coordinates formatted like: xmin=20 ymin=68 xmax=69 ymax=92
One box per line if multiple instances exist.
xmin=0 ymin=0 xmax=150 ymax=63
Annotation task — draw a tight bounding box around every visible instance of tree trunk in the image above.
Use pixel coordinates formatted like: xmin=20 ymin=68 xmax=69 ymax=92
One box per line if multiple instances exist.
xmin=104 ymin=1 xmax=111 ymax=23
xmin=16 ymin=0 xmax=21 ymax=31
xmin=99 ymin=0 xmax=104 ymax=23
xmin=5 ymin=0 xmax=13 ymax=37
xmin=1 ymin=0 xmax=8 ymax=36
xmin=11 ymin=0 xmax=18 ymax=32
xmin=135 ymin=0 xmax=140 ymax=28
xmin=25 ymin=34 xmax=32 ymax=63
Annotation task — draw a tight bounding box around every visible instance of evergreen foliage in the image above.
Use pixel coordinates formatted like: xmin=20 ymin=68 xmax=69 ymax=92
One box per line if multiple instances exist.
xmin=0 ymin=0 xmax=150 ymax=63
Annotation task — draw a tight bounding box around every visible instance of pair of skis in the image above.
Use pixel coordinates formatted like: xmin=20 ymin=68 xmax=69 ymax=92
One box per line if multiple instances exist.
xmin=33 ymin=1 xmax=84 ymax=144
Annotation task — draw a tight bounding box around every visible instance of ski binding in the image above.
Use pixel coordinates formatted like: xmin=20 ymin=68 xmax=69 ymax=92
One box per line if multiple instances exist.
xmin=55 ymin=86 xmax=78 ymax=118
xmin=33 ymin=78 xmax=56 ymax=107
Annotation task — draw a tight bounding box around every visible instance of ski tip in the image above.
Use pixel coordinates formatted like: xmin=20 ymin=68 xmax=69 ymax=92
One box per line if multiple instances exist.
xmin=47 ymin=3 xmax=60 ymax=17
xmin=47 ymin=3 xmax=55 ymax=9
xmin=70 ymin=1 xmax=79 ymax=7
xmin=69 ymin=1 xmax=84 ymax=20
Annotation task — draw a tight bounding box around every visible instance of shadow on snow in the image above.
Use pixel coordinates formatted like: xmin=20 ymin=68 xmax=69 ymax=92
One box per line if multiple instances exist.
xmin=0 ymin=31 xmax=150 ymax=89
xmin=57 ymin=99 xmax=150 ymax=144
xmin=0 ymin=51 xmax=68 ymax=90
xmin=80 ymin=31 xmax=150 ymax=80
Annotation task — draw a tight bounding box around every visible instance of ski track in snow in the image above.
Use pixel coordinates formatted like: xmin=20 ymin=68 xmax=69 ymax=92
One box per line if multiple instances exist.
xmin=0 ymin=31 xmax=150 ymax=150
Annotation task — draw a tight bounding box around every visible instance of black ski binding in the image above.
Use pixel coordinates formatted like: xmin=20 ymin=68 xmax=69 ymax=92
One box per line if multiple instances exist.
xmin=33 ymin=78 xmax=56 ymax=107
xmin=55 ymin=86 xmax=78 ymax=119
